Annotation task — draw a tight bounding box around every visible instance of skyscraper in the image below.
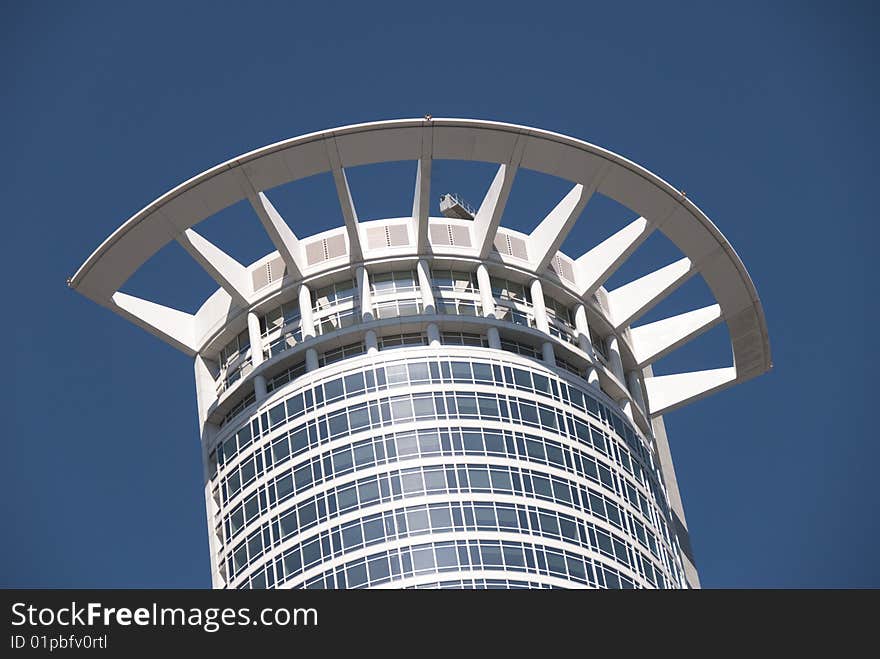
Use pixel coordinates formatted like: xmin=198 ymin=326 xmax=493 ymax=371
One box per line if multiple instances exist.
xmin=70 ymin=119 xmax=770 ymax=589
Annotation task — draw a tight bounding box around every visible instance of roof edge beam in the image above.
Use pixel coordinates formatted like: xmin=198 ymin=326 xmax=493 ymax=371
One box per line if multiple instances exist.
xmin=473 ymin=135 xmax=526 ymax=258
xmin=575 ymin=217 xmax=655 ymax=296
xmin=630 ymin=303 xmax=723 ymax=368
xmin=644 ymin=366 xmax=737 ymax=417
xmin=412 ymin=126 xmax=433 ymax=253
xmin=176 ymin=229 xmax=250 ymax=306
xmin=606 ymin=257 xmax=696 ymax=330
xmin=247 ymin=192 xmax=304 ymax=279
xmin=325 ymin=137 xmax=363 ymax=262
xmin=111 ymin=291 xmax=198 ymax=356
xmin=529 ymin=181 xmax=598 ymax=272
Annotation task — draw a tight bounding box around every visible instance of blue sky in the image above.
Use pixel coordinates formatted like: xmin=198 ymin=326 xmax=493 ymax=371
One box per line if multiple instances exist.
xmin=3 ymin=1 xmax=877 ymax=588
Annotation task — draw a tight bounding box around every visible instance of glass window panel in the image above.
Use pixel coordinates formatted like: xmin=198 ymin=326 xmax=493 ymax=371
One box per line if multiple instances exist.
xmin=489 ymin=468 xmax=513 ymax=492
xmin=451 ymin=361 xmax=472 ymax=381
xmin=429 ymin=506 xmax=453 ymax=530
xmin=358 ymin=480 xmax=380 ymax=504
xmin=401 ymin=471 xmax=424 ymax=494
xmin=346 ymin=562 xmax=368 ymax=588
xmin=407 ymin=509 xmax=430 ymax=532
xmin=342 ymin=523 xmax=363 ymax=549
xmin=412 ymin=395 xmax=435 ymax=419
xmin=411 ymin=546 xmax=435 ymax=573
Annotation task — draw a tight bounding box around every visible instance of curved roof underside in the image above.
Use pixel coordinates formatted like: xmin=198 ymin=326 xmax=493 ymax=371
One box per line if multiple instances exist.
xmin=70 ymin=118 xmax=771 ymax=416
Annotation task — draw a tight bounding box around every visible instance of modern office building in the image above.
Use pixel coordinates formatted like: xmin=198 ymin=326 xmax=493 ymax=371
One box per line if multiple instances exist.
xmin=70 ymin=119 xmax=770 ymax=589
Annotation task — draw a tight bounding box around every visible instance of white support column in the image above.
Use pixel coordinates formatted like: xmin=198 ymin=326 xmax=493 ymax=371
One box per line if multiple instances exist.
xmin=247 ymin=312 xmax=268 ymax=404
xmin=542 ymin=341 xmax=556 ymax=366
xmin=194 ymin=354 xmax=218 ymax=429
xmin=305 ymin=348 xmax=319 ymax=372
xmin=427 ymin=323 xmax=441 ymax=347
xmin=574 ymin=304 xmax=594 ymax=357
xmin=417 ymin=259 xmax=435 ymax=314
xmin=618 ymin=397 xmax=635 ymax=422
xmin=357 ymin=266 xmax=372 ymax=321
xmin=476 ymin=264 xmax=496 ymax=318
xmin=365 ymin=330 xmax=379 ymax=354
xmin=627 ymin=371 xmax=646 ymax=413
xmin=247 ymin=313 xmax=264 ymax=367
xmin=254 ymin=375 xmax=267 ymax=402
xmin=607 ymin=334 xmax=626 ymax=383
xmin=530 ymin=279 xmax=550 ymax=335
xmin=298 ymin=284 xmax=315 ymax=339
xmin=487 ymin=326 xmax=501 ymax=350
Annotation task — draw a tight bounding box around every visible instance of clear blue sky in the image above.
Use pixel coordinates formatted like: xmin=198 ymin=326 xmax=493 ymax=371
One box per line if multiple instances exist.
xmin=3 ymin=1 xmax=877 ymax=588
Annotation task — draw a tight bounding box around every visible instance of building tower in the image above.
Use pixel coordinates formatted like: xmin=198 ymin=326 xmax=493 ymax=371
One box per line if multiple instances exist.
xmin=70 ymin=119 xmax=771 ymax=589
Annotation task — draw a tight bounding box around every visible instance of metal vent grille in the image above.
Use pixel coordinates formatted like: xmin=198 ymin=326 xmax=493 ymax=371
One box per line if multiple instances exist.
xmin=325 ymin=234 xmax=346 ymax=259
xmin=304 ymin=239 xmax=326 ymax=265
xmin=494 ymin=231 xmax=527 ymax=260
xmin=449 ymin=225 xmax=471 ymax=247
xmin=367 ymin=226 xmax=387 ymax=250
xmin=250 ymin=256 xmax=287 ymax=292
xmin=387 ymin=224 xmax=409 ymax=247
xmin=429 ymin=223 xmax=451 ymax=246
xmin=430 ymin=223 xmax=471 ymax=247
xmin=366 ymin=224 xmax=410 ymax=249
xmin=304 ymin=233 xmax=348 ymax=265
xmin=549 ymin=253 xmax=575 ymax=283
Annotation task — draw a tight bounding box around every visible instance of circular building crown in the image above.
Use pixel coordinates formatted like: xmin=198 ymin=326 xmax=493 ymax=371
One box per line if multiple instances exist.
xmin=71 ymin=118 xmax=771 ymax=427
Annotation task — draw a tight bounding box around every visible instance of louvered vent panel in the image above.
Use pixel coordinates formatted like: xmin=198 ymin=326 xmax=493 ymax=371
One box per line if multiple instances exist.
xmin=550 ymin=253 xmax=575 ymax=283
xmin=387 ymin=224 xmax=409 ymax=247
xmin=266 ymin=256 xmax=286 ymax=283
xmin=325 ymin=234 xmax=347 ymax=259
xmin=493 ymin=234 xmax=511 ymax=255
xmin=449 ymin=225 xmax=471 ymax=247
xmin=366 ymin=224 xmax=411 ymax=249
xmin=252 ymin=265 xmax=269 ymax=291
xmin=367 ymin=226 xmax=387 ymax=250
xmin=251 ymin=255 xmax=288 ymax=292
xmin=494 ymin=231 xmax=527 ymax=260
xmin=429 ymin=223 xmax=452 ymax=246
xmin=508 ymin=235 xmax=527 ymax=260
xmin=305 ymin=240 xmax=326 ymax=265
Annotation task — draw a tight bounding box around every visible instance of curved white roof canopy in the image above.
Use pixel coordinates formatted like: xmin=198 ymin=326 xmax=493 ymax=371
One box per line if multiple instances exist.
xmin=71 ymin=118 xmax=771 ymax=417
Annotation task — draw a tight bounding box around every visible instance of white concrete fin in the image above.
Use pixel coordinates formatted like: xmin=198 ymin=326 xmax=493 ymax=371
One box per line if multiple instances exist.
xmin=575 ymin=217 xmax=654 ymax=296
xmin=629 ymin=303 xmax=723 ymax=367
xmin=325 ymin=137 xmax=363 ymax=262
xmin=643 ymin=366 xmax=737 ymax=416
xmin=412 ymin=127 xmax=433 ymax=253
xmin=606 ymin=257 xmax=696 ymax=330
xmin=473 ymin=163 xmax=519 ymax=258
xmin=111 ymin=291 xmax=198 ymax=355
xmin=176 ymin=229 xmax=250 ymax=305
xmin=248 ymin=192 xmax=303 ymax=279
xmin=529 ymin=183 xmax=595 ymax=272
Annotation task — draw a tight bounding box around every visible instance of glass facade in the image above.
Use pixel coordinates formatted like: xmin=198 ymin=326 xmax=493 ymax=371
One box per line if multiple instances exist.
xmin=207 ymin=350 xmax=686 ymax=590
